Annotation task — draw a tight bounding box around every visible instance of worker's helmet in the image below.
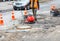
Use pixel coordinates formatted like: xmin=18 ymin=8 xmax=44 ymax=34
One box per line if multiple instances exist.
xmin=27 ymin=15 xmax=35 ymax=22
xmin=51 ymin=5 xmax=56 ymax=10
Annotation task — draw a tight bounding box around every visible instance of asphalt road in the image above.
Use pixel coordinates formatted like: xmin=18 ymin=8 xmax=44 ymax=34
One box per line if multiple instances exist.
xmin=40 ymin=0 xmax=60 ymax=11
xmin=0 ymin=0 xmax=60 ymax=41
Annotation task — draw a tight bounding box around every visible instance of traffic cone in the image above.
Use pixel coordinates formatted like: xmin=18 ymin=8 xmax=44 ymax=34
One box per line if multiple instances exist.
xmin=0 ymin=14 xmax=4 ymax=25
xmin=11 ymin=10 xmax=15 ymax=20
xmin=24 ymin=8 xmax=27 ymax=15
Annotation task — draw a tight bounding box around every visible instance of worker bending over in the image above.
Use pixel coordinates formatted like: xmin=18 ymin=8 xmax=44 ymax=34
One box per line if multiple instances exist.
xmin=50 ymin=5 xmax=59 ymax=16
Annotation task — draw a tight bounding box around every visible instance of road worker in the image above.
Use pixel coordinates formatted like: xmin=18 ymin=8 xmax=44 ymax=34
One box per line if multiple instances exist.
xmin=50 ymin=5 xmax=56 ymax=11
xmin=50 ymin=5 xmax=59 ymax=16
xmin=30 ymin=0 xmax=40 ymax=21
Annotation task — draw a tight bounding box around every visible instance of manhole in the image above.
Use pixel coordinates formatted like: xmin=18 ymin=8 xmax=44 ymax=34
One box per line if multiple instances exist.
xmin=16 ymin=25 xmax=31 ymax=32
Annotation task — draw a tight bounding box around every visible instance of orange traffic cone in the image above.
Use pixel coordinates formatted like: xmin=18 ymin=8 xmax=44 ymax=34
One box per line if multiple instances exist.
xmin=24 ymin=8 xmax=28 ymax=22
xmin=24 ymin=8 xmax=28 ymax=15
xmin=0 ymin=14 xmax=4 ymax=25
xmin=11 ymin=10 xmax=15 ymax=20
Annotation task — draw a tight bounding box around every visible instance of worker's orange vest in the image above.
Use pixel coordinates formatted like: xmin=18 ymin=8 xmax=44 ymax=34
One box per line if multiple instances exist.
xmin=34 ymin=0 xmax=38 ymax=9
xmin=30 ymin=0 xmax=38 ymax=9
xmin=30 ymin=0 xmax=33 ymax=8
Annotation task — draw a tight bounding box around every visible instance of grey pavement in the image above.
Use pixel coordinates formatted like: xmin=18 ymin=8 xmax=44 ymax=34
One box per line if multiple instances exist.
xmin=0 ymin=0 xmax=60 ymax=41
xmin=0 ymin=1 xmax=13 ymax=11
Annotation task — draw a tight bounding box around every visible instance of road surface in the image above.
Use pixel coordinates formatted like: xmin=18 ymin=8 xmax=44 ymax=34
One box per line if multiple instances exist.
xmin=0 ymin=0 xmax=60 ymax=41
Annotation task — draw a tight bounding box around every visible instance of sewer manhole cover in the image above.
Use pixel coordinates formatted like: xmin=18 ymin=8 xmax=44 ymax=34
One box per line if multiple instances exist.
xmin=16 ymin=25 xmax=31 ymax=32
